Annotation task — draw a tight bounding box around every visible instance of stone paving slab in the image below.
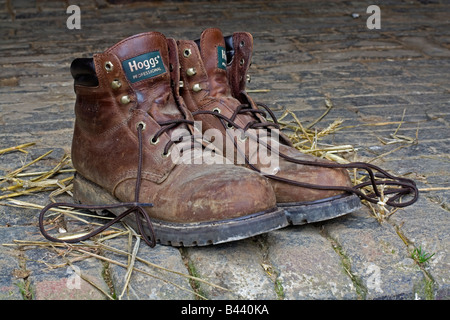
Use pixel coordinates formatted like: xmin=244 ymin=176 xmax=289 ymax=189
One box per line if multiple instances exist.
xmin=0 ymin=227 xmax=27 ymax=300
xmin=390 ymin=196 xmax=450 ymax=299
xmin=266 ymin=227 xmax=357 ymax=299
xmin=182 ymin=238 xmax=279 ymax=300
xmin=0 ymin=0 xmax=449 ymax=301
xmin=324 ymin=210 xmax=425 ymax=300
xmin=104 ymin=238 xmax=194 ymax=300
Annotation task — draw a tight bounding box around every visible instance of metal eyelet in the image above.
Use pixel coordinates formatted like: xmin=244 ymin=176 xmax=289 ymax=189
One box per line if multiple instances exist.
xmin=183 ymin=48 xmax=192 ymax=58
xmin=120 ymin=95 xmax=131 ymax=104
xmin=162 ymin=150 xmax=171 ymax=158
xmin=186 ymin=67 xmax=196 ymax=76
xmin=150 ymin=136 xmax=160 ymax=145
xmin=240 ymin=58 xmax=245 ymax=66
xmin=212 ymin=108 xmax=221 ymax=114
xmin=136 ymin=121 xmax=146 ymax=131
xmin=192 ymin=83 xmax=202 ymax=92
xmin=111 ymin=79 xmax=122 ymax=90
xmin=104 ymin=61 xmax=114 ymax=72
xmin=239 ymin=40 xmax=245 ymax=48
xmin=239 ymin=133 xmax=248 ymax=142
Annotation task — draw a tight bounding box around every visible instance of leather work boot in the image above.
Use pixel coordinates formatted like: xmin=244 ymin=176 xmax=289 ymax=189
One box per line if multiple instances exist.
xmin=222 ymin=30 xmax=419 ymax=213
xmin=40 ymin=32 xmax=289 ymax=247
xmin=177 ymin=28 xmax=362 ymax=225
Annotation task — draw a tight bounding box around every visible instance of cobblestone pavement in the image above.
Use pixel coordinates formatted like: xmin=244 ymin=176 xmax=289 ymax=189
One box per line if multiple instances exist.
xmin=0 ymin=0 xmax=449 ymax=300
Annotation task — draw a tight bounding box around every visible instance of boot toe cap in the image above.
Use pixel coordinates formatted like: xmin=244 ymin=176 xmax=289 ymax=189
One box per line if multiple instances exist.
xmin=115 ymin=164 xmax=277 ymax=223
xmin=270 ymin=156 xmax=353 ymax=204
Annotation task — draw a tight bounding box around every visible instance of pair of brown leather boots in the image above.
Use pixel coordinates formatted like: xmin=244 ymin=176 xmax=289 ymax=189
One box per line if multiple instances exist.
xmin=39 ymin=28 xmax=418 ymax=247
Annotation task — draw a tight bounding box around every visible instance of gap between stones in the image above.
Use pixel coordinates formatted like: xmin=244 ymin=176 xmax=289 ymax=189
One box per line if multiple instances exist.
xmin=178 ymin=236 xmax=285 ymax=300
xmin=318 ymin=226 xmax=368 ymax=299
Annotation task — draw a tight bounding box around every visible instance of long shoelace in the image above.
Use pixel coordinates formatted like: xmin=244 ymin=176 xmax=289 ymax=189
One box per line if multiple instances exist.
xmin=192 ymin=95 xmax=419 ymax=209
xmin=38 ymin=119 xmax=197 ymax=247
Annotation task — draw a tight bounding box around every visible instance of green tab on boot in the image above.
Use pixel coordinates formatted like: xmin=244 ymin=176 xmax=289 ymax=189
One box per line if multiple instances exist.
xmin=217 ymin=46 xmax=227 ymax=70
xmin=122 ymin=51 xmax=166 ymax=83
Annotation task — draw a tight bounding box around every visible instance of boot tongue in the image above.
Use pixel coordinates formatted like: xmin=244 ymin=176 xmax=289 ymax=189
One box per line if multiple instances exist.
xmin=106 ymin=32 xmax=168 ymax=91
xmin=199 ymin=28 xmax=231 ymax=97
xmin=198 ymin=28 xmax=257 ymax=127
xmin=105 ymin=32 xmax=185 ymax=125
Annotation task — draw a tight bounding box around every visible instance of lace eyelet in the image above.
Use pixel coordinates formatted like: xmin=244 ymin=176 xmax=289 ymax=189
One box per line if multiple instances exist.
xmin=150 ymin=136 xmax=159 ymax=145
xmin=104 ymin=61 xmax=114 ymax=72
xmin=192 ymin=83 xmax=202 ymax=92
xmin=239 ymin=134 xmax=248 ymax=142
xmin=161 ymin=150 xmax=171 ymax=158
xmin=183 ymin=48 xmax=192 ymax=58
xmin=186 ymin=68 xmax=196 ymax=76
xmin=120 ymin=95 xmax=131 ymax=105
xmin=212 ymin=108 xmax=221 ymax=114
xmin=111 ymin=79 xmax=122 ymax=90
xmin=136 ymin=121 xmax=146 ymax=131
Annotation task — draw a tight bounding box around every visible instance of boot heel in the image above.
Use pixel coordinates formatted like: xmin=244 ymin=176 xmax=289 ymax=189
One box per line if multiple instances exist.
xmin=73 ymin=173 xmax=122 ymax=216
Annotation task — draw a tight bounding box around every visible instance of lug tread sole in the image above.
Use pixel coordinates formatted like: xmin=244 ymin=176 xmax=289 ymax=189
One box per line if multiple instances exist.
xmin=279 ymin=193 xmax=361 ymax=225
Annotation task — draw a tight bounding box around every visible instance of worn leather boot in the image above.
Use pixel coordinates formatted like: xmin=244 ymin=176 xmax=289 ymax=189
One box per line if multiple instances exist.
xmin=178 ymin=28 xmax=419 ymax=224
xmin=40 ymin=32 xmax=288 ymax=247
xmin=177 ymin=28 xmax=363 ymax=225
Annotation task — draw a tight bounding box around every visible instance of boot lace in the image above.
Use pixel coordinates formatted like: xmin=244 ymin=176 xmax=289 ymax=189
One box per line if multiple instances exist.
xmin=192 ymin=93 xmax=419 ymax=209
xmin=39 ymin=118 xmax=196 ymax=247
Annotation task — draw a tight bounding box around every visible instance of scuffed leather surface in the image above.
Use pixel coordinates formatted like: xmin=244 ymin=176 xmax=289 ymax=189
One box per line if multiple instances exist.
xmin=71 ymin=32 xmax=277 ymax=223
xmin=179 ymin=28 xmax=354 ymax=203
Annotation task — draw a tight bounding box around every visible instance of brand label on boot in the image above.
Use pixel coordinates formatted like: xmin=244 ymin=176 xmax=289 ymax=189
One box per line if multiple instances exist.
xmin=217 ymin=46 xmax=227 ymax=70
xmin=122 ymin=51 xmax=166 ymax=83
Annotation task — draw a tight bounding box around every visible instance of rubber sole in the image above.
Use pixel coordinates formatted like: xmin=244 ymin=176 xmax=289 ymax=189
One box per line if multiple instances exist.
xmin=72 ymin=174 xmax=288 ymax=247
xmin=278 ymin=193 xmax=361 ymax=225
